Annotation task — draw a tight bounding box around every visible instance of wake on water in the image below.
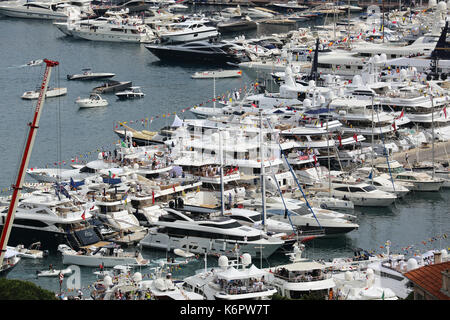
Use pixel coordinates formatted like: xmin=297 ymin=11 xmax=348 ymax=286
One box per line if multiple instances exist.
xmin=7 ymin=59 xmax=43 ymax=69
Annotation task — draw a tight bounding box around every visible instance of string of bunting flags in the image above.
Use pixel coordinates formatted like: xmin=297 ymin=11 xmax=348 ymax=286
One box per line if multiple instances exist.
xmin=113 ymin=82 xmax=259 ymax=128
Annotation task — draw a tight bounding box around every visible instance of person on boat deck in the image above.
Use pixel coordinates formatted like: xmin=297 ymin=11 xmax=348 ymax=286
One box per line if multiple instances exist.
xmin=49 ymin=264 xmax=53 ymax=270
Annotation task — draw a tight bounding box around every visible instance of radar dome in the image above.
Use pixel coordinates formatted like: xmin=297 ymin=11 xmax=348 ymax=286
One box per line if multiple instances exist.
xmin=308 ymin=80 xmax=315 ymax=87
xmin=373 ymin=54 xmax=381 ymax=64
xmin=241 ymin=253 xmax=252 ymax=266
xmin=132 ymin=272 xmax=142 ymax=282
xmin=437 ymin=1 xmax=447 ymax=10
xmin=441 ymin=249 xmax=448 ymax=261
xmin=319 ymin=95 xmax=326 ymax=104
xmin=344 ymin=271 xmax=353 ymax=281
xmin=400 ymin=69 xmax=408 ymax=80
xmin=98 ymin=152 xmax=104 ymax=160
xmin=379 ymin=53 xmax=387 ymax=62
xmin=154 ymin=278 xmax=167 ymax=291
xmin=407 ymin=258 xmax=419 ymax=271
xmin=352 ymin=75 xmax=363 ymax=86
xmin=429 ymin=0 xmax=437 ymax=7
xmin=303 ymin=98 xmax=312 ymax=108
xmin=133 ymin=163 xmax=139 ymax=170
xmin=103 ymin=276 xmax=113 ymax=287
xmin=218 ymin=255 xmax=229 ymax=268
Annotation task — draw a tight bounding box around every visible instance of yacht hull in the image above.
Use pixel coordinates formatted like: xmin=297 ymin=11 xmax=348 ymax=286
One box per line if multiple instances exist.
xmin=139 ymin=232 xmax=282 ymax=259
xmin=0 ymin=7 xmax=67 ymax=20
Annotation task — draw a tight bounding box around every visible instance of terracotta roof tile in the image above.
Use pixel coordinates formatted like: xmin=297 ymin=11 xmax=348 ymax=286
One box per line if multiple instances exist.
xmin=404 ymin=261 xmax=450 ymax=300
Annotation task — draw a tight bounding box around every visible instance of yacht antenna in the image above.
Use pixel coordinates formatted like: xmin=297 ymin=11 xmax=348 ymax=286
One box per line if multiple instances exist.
xmin=0 ymin=59 xmax=59 ymax=266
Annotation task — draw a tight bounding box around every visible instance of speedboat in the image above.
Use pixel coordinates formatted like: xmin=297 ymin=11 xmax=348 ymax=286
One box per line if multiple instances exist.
xmin=92 ymin=80 xmax=132 ymax=94
xmin=191 ymin=69 xmax=243 ymax=79
xmin=145 ymin=40 xmax=250 ymax=65
xmin=67 ymin=68 xmax=115 ymax=80
xmin=36 ymin=267 xmax=73 ymax=277
xmin=26 ymin=59 xmax=43 ymax=67
xmin=21 ymin=87 xmax=67 ymax=100
xmin=115 ymin=86 xmax=145 ymax=100
xmin=76 ymin=93 xmax=108 ymax=108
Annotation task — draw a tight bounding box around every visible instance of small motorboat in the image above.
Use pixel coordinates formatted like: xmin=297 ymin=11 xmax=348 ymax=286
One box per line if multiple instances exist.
xmin=21 ymin=87 xmax=67 ymax=100
xmin=67 ymin=68 xmax=115 ymax=81
xmin=0 ymin=248 xmax=21 ymax=276
xmin=76 ymin=93 xmax=108 ymax=108
xmin=115 ymin=86 xmax=145 ymax=100
xmin=36 ymin=267 xmax=73 ymax=277
xmin=92 ymin=80 xmax=132 ymax=94
xmin=13 ymin=242 xmax=48 ymax=259
xmin=174 ymin=248 xmax=195 ymax=258
xmin=26 ymin=59 xmax=43 ymax=67
xmin=191 ymin=69 xmax=242 ymax=79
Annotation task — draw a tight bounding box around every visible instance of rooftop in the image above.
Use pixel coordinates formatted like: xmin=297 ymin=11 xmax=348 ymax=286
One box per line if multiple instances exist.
xmin=404 ymin=261 xmax=450 ymax=300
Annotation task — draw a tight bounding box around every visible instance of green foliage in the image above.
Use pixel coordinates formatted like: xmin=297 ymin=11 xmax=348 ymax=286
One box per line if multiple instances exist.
xmin=0 ymin=278 xmax=57 ymax=300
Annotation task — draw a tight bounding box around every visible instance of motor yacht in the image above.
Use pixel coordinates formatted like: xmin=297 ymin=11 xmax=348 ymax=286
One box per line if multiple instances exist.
xmin=158 ymin=21 xmax=219 ymax=43
xmin=327 ymin=180 xmax=397 ymax=207
xmin=181 ymin=253 xmax=277 ymax=300
xmin=58 ymin=242 xmax=150 ymax=267
xmin=139 ymin=208 xmax=284 ymax=259
xmin=264 ymin=244 xmax=335 ymax=299
xmin=145 ymin=40 xmax=250 ymax=65
xmin=0 ymin=1 xmax=69 ymax=19
xmin=71 ymin=19 xmax=157 ymax=43
xmin=0 ymin=190 xmax=104 ymax=251
xmin=375 ymin=160 xmax=444 ymax=191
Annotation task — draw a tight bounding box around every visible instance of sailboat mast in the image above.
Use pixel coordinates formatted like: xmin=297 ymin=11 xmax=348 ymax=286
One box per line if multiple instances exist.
xmin=0 ymin=59 xmax=59 ymax=266
xmin=259 ymin=109 xmax=267 ymax=233
xmin=219 ymin=128 xmax=225 ymax=215
xmin=430 ymin=93 xmax=436 ymax=178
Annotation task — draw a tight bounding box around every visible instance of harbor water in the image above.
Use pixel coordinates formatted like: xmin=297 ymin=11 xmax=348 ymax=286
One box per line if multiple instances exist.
xmin=0 ymin=13 xmax=449 ymax=296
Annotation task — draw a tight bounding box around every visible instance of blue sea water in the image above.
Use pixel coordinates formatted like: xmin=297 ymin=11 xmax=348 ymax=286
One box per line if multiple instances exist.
xmin=0 ymin=12 xmax=449 ymax=296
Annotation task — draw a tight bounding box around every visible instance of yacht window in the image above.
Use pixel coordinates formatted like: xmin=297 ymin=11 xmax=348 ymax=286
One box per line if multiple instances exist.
xmin=362 ymin=185 xmax=377 ymax=192
xmin=335 ymin=187 xmax=350 ymax=192
xmin=349 ymin=187 xmax=363 ymax=193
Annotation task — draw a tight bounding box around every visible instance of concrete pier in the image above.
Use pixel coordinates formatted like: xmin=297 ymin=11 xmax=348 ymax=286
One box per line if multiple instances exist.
xmin=372 ymin=140 xmax=450 ymax=167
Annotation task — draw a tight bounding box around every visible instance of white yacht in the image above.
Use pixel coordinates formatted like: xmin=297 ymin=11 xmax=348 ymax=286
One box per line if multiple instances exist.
xmin=0 ymin=1 xmax=69 ymax=19
xmin=0 ymin=190 xmax=103 ymax=251
xmin=58 ymin=242 xmax=150 ymax=267
xmin=71 ymin=19 xmax=157 ymax=43
xmin=353 ymin=168 xmax=411 ymax=198
xmin=367 ymin=249 xmax=449 ymax=299
xmin=264 ymin=244 xmax=335 ymax=299
xmin=76 ymin=93 xmax=109 ymax=108
xmin=327 ymin=180 xmax=397 ymax=207
xmin=375 ymin=160 xmax=444 ymax=191
xmin=22 ymin=87 xmax=67 ymax=100
xmin=332 ymin=269 xmax=398 ymax=300
xmin=182 ymin=253 xmax=277 ymax=300
xmin=158 ymin=21 xmax=219 ymax=43
xmin=139 ymin=208 xmax=284 ymax=259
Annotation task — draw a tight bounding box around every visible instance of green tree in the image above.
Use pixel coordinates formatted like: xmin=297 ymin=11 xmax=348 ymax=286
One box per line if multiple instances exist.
xmin=0 ymin=278 xmax=57 ymax=300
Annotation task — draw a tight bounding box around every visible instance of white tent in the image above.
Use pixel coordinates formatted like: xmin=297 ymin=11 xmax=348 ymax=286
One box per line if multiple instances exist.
xmin=171 ymin=115 xmax=183 ymax=128
xmin=245 ymin=264 xmax=267 ymax=279
xmin=217 ymin=266 xmax=248 ymax=281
